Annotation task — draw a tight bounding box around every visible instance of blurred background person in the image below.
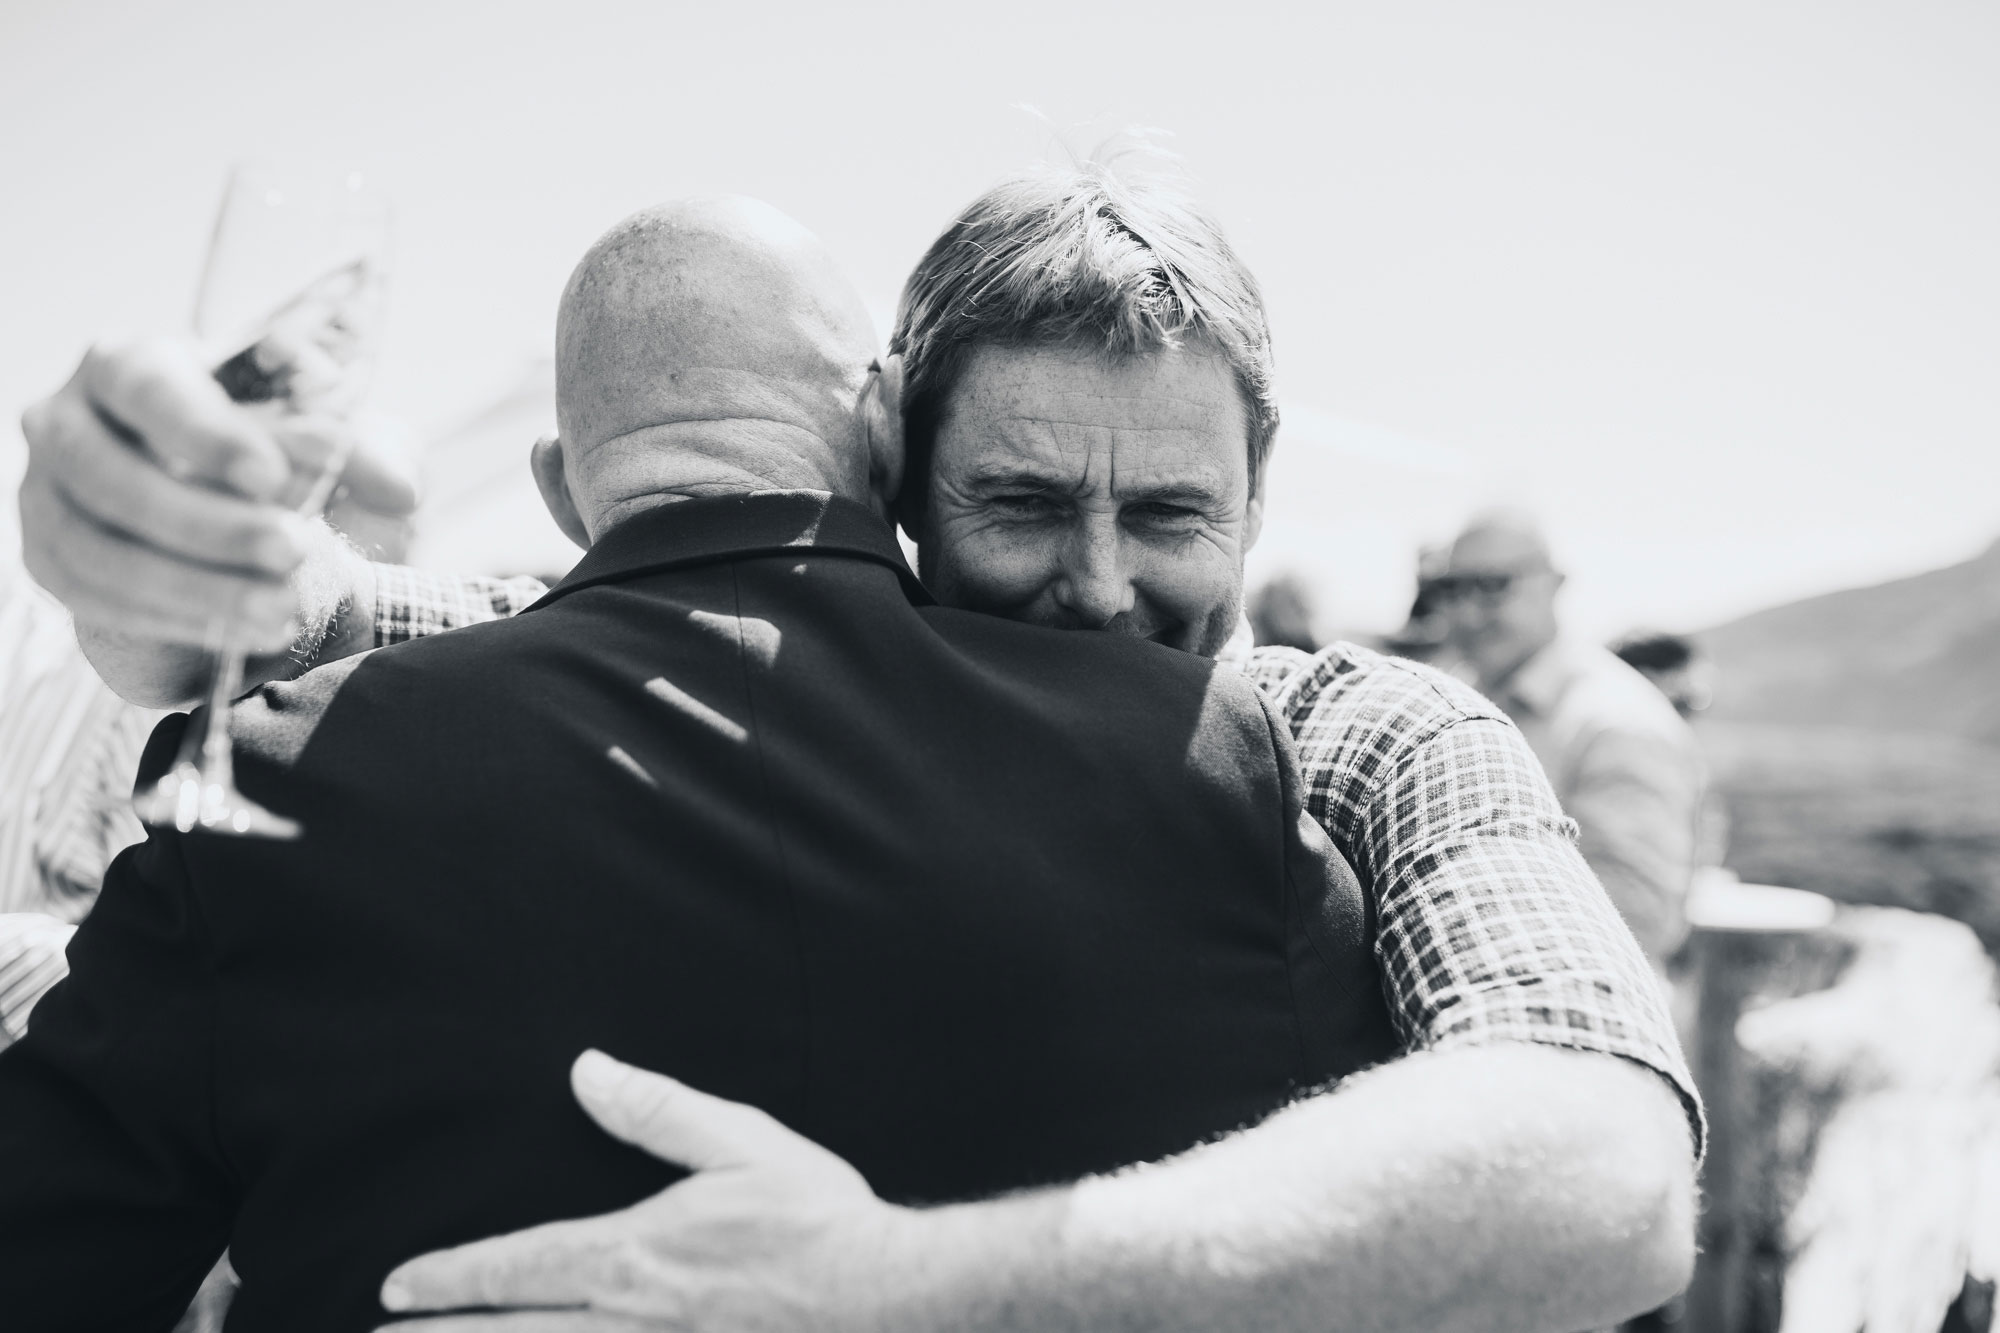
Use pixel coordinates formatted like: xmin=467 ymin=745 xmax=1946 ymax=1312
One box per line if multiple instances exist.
xmin=1246 ymin=569 xmax=1323 ymax=653
xmin=0 ymin=556 xmax=151 ymax=1049
xmin=1383 ymin=541 xmax=1459 ymax=668
xmin=1612 ymin=628 xmax=1731 ymax=876
xmin=1437 ymin=508 xmax=1704 ymax=968
xmin=1611 ymin=629 xmax=1715 ymax=720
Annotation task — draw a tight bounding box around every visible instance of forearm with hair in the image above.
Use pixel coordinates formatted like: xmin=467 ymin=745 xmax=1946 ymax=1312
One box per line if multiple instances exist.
xmin=287 ymin=523 xmax=375 ymax=669
xmin=877 ymin=1045 xmax=1695 ymax=1333
xmin=74 ymin=522 xmax=375 ymax=709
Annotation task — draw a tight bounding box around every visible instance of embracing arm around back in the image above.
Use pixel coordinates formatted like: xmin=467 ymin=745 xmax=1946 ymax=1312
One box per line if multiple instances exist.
xmin=380 ymin=647 xmax=1699 ymax=1333
xmin=915 ymin=647 xmax=1705 ymax=1330
xmin=902 ymin=1043 xmax=1694 ymax=1333
xmin=381 ymin=1042 xmax=1692 ymax=1333
xmin=973 ymin=650 xmax=1701 ymax=1330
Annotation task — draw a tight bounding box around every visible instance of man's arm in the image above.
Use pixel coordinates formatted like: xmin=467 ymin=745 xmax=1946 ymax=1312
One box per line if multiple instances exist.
xmin=0 ymin=718 xmax=231 ymax=1327
xmin=18 ymin=338 xmax=421 ymax=707
xmin=1251 ymin=648 xmax=1703 ymax=1139
xmin=379 ymin=1044 xmax=1693 ymax=1333
xmin=1039 ymin=1044 xmax=1693 ymax=1332
xmin=70 ymin=532 xmax=378 ymax=709
xmin=70 ymin=558 xmax=545 ymax=709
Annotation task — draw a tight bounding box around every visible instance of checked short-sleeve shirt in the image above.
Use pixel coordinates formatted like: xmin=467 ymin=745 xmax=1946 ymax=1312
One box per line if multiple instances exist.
xmin=374 ymin=569 xmax=1702 ymax=1152
xmin=1238 ymin=643 xmax=1699 ymax=1147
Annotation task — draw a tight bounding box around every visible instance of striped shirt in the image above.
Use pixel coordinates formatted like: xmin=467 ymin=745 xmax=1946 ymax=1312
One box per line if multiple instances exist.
xmin=0 ymin=564 xmax=155 ymax=1042
xmin=376 ymin=568 xmax=1703 ymax=1152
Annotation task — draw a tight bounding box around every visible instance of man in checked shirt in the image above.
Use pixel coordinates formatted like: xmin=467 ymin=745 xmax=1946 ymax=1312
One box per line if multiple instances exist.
xmin=21 ymin=165 xmax=1698 ymax=1331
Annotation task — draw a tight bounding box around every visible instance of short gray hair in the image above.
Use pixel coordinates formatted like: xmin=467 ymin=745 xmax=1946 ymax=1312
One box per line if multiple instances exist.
xmin=889 ymin=154 xmax=1280 ymax=519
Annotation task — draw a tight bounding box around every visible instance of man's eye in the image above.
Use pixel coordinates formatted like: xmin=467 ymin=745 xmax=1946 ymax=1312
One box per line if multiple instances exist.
xmin=989 ymin=493 xmax=1055 ymax=519
xmin=1128 ymin=503 xmax=1204 ymax=532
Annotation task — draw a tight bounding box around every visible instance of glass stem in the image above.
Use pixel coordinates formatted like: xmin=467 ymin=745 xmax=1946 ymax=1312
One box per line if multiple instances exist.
xmin=196 ymin=615 xmax=248 ymax=793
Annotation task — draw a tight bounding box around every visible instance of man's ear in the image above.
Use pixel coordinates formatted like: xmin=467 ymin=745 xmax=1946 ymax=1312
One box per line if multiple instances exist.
xmin=531 ymin=435 xmax=592 ymax=550
xmin=859 ymin=355 xmax=906 ymax=525
xmin=1243 ymin=458 xmax=1268 ymax=553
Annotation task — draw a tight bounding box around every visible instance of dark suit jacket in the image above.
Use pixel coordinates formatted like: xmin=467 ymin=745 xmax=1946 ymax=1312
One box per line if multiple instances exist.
xmin=0 ymin=491 xmax=1396 ymax=1332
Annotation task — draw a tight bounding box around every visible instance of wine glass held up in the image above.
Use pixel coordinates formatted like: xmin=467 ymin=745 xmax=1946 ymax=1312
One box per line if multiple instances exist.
xmin=132 ymin=164 xmax=391 ymax=841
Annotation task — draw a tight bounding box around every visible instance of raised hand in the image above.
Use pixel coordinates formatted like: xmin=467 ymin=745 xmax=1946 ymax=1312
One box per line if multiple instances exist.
xmin=17 ymin=337 xmax=417 ymax=703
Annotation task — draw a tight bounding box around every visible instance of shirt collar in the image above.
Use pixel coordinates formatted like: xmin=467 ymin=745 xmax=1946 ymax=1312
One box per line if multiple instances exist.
xmin=526 ymin=489 xmax=931 ymax=612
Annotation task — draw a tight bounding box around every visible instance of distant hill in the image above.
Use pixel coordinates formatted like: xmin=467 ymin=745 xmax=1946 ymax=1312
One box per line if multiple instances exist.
xmin=1700 ymin=536 xmax=2000 ymax=742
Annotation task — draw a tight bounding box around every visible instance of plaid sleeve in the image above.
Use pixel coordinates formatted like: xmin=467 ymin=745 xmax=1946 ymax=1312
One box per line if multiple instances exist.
xmin=370 ymin=566 xmax=549 ymax=648
xmin=1249 ymin=644 xmax=1704 ymax=1157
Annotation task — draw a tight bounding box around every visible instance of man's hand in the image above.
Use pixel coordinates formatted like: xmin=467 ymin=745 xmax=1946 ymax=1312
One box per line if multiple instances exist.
xmin=375 ymin=1051 xmax=914 ymax=1333
xmin=17 ymin=338 xmax=417 ymax=704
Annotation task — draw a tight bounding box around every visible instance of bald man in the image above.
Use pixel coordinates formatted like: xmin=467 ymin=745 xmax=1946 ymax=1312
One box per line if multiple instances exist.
xmin=0 ymin=201 xmax=1395 ymax=1331
xmin=1438 ymin=510 xmax=1704 ymax=964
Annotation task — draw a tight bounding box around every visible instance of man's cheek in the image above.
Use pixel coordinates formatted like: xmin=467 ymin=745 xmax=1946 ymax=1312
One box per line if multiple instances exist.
xmin=940 ymin=532 xmax=1053 ymax=610
xmin=1138 ymin=547 xmax=1234 ymax=623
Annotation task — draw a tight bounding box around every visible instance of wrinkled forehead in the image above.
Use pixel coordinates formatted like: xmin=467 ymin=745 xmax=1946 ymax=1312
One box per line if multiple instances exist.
xmin=935 ymin=342 xmax=1253 ymax=495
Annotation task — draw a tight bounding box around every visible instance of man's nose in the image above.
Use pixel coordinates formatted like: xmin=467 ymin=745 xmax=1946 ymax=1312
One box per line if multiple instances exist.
xmin=1051 ymin=518 xmax=1137 ymax=628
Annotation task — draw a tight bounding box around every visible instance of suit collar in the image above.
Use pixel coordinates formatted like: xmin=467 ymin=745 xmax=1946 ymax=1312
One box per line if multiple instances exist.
xmin=527 ymin=489 xmax=932 ymax=611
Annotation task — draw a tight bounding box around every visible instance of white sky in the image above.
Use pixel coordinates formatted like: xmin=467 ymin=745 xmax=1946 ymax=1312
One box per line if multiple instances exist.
xmin=3 ymin=0 xmax=1995 ymax=637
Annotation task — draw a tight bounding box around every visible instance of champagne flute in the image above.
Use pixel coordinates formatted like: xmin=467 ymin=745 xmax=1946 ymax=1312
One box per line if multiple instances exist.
xmin=133 ymin=163 xmax=391 ymax=839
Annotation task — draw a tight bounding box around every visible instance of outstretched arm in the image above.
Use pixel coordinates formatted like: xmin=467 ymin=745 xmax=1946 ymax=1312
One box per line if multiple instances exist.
xmin=69 ymin=539 xmax=376 ymax=709
xmin=17 ymin=338 xmax=420 ymax=707
xmin=380 ymin=1044 xmax=1693 ymax=1333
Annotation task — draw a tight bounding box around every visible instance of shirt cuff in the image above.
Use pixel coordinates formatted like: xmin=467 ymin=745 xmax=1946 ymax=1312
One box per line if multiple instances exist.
xmin=1426 ymin=1000 xmax=1707 ymax=1163
xmin=370 ymin=565 xmax=550 ymax=648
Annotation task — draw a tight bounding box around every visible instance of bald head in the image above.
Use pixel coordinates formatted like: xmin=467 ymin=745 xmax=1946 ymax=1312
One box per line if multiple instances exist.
xmin=547 ymin=197 xmax=887 ymax=541
xmin=1441 ymin=508 xmax=1565 ymax=692
xmin=1447 ymin=508 xmax=1555 ymax=578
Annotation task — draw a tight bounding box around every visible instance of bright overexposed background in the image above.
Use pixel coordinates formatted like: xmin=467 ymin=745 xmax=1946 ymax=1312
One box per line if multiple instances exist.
xmin=3 ymin=0 xmax=1994 ymax=637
